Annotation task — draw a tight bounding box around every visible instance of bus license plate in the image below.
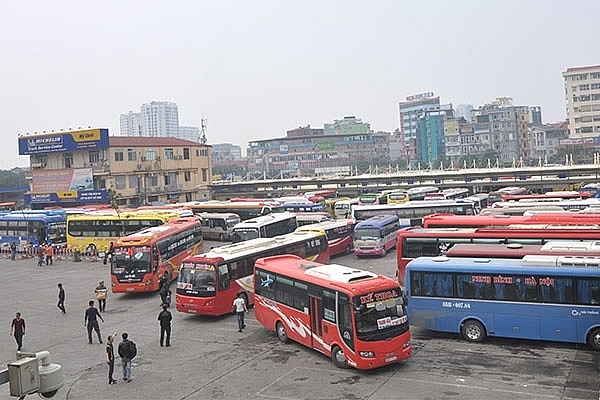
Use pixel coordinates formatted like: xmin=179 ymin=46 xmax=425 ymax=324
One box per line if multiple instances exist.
xmin=385 ymin=356 xmax=398 ymax=363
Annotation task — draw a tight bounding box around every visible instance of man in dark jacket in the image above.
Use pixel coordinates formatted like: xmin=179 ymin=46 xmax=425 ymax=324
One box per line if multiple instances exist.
xmin=118 ymin=332 xmax=136 ymax=382
xmin=157 ymin=304 xmax=172 ymax=347
xmin=57 ymin=283 xmax=66 ymax=314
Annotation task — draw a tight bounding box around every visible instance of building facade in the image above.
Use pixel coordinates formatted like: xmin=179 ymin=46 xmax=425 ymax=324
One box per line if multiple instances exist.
xmin=19 ymin=129 xmax=211 ymax=208
xmin=246 ymin=125 xmax=391 ymax=178
xmin=139 ymin=101 xmax=180 ymax=138
xmin=398 ymin=93 xmax=441 ymax=166
xmin=563 ymin=65 xmax=600 ymax=140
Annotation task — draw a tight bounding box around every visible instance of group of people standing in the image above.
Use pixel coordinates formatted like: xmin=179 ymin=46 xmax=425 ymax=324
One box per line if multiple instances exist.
xmin=36 ymin=243 xmax=54 ymax=266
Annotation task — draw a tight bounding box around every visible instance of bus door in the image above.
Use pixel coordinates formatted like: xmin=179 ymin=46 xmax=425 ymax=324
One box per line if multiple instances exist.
xmin=309 ymin=295 xmax=327 ymax=354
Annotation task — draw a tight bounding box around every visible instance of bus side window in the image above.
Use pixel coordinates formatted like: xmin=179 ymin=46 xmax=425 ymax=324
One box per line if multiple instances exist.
xmin=152 ymin=245 xmax=159 ymax=271
xmin=591 ymin=287 xmax=600 ymax=305
xmin=218 ymin=264 xmax=230 ymax=290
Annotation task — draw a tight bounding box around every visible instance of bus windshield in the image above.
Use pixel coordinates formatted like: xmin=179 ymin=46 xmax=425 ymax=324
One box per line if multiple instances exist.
xmin=111 ymin=246 xmax=152 ymax=278
xmin=178 ymin=262 xmax=216 ymax=296
xmin=354 ymin=227 xmax=380 ymax=240
xmin=354 ymin=291 xmax=407 ymax=341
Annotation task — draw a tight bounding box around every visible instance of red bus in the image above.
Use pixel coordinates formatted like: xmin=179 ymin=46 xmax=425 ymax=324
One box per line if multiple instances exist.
xmin=487 ymin=187 xmax=529 ymax=206
xmin=254 ymin=254 xmax=412 ymax=370
xmin=110 ymin=217 xmax=204 ymax=293
xmin=422 ymin=212 xmax=600 ymax=229
xmin=445 ymin=241 xmax=600 ymax=259
xmin=295 ymin=219 xmax=356 ymax=257
xmin=176 ymin=231 xmax=329 ymax=316
xmin=396 ymin=224 xmax=600 ymax=285
xmin=499 ymin=191 xmax=591 ymax=202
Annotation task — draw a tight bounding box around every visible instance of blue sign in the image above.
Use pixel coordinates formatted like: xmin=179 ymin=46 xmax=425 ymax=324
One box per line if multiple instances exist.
xmin=19 ymin=128 xmax=109 ymax=155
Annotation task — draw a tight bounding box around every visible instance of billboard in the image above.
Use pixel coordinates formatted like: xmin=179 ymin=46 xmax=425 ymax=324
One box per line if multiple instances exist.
xmin=18 ymin=128 xmax=109 ymax=155
xmin=32 ymin=168 xmax=93 ymax=193
xmin=24 ymin=189 xmax=108 ymax=205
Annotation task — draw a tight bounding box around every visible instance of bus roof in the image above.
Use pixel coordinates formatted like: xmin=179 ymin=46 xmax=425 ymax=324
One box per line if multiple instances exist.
xmin=115 ymin=217 xmax=199 ymax=245
xmin=445 ymin=241 xmax=600 ymax=258
xmin=232 ymin=212 xmax=295 ymax=228
xmin=186 ymin=231 xmax=325 ymax=261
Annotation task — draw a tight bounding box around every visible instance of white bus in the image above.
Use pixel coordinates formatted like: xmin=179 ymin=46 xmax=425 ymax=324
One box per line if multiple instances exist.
xmin=333 ymin=198 xmax=359 ymax=219
xmin=351 ymin=199 xmax=477 ymax=224
xmin=231 ymin=212 xmax=298 ymax=243
xmin=198 ymin=212 xmax=241 ymax=241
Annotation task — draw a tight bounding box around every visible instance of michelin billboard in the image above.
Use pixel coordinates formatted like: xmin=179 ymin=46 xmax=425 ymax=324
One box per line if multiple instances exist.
xmin=18 ymin=128 xmax=109 ymax=155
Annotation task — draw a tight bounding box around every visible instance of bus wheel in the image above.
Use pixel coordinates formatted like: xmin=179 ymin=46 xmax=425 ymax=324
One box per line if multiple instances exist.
xmin=331 ymin=345 xmax=348 ymax=369
xmin=219 ymin=233 xmax=226 ymax=241
xmin=276 ymin=321 xmax=288 ymax=343
xmin=345 ymin=245 xmax=352 ymax=254
xmin=588 ymin=328 xmax=600 ymax=350
xmin=461 ymin=320 xmax=486 ymax=342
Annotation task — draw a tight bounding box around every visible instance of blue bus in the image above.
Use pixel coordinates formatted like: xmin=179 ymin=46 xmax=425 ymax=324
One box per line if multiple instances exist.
xmin=282 ymin=202 xmax=326 ymax=213
xmin=0 ymin=212 xmax=67 ymax=246
xmin=405 ymin=255 xmax=600 ymax=350
xmin=353 ymin=214 xmax=399 ymax=257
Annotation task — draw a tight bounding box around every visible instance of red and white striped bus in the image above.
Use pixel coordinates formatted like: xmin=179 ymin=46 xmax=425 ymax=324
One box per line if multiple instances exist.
xmin=176 ymin=231 xmax=329 ymax=316
xmin=110 ymin=217 xmax=204 ymax=293
xmin=254 ymin=254 xmax=412 ymax=370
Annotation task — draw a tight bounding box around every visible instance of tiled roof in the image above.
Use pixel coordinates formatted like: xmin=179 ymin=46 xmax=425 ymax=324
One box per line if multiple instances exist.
xmin=109 ymin=136 xmax=209 ymax=147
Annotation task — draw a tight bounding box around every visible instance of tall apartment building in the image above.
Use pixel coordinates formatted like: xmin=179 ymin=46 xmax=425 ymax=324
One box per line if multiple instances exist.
xmin=178 ymin=126 xmax=200 ymax=142
xmin=417 ymin=108 xmax=453 ymax=166
xmin=530 ymin=122 xmax=568 ymax=162
xmin=120 ymin=111 xmax=142 ymax=136
xmin=563 ymin=65 xmax=600 ymax=139
xmin=139 ymin=101 xmax=180 ymax=137
xmin=398 ymin=93 xmax=440 ymax=167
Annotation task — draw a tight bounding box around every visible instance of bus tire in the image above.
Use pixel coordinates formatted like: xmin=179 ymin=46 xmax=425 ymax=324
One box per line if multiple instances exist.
xmin=461 ymin=319 xmax=486 ymax=343
xmin=276 ymin=321 xmax=288 ymax=343
xmin=588 ymin=328 xmax=600 ymax=350
xmin=331 ymin=345 xmax=348 ymax=369
xmin=345 ymin=245 xmax=352 ymax=255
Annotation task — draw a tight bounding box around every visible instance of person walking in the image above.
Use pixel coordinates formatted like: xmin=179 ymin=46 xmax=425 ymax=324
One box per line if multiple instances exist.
xmin=159 ymin=272 xmax=169 ymax=306
xmin=10 ymin=312 xmax=25 ymax=351
xmin=106 ymin=332 xmax=118 ymax=384
xmin=103 ymin=242 xmax=114 ymax=265
xmin=37 ymin=244 xmax=45 ymax=266
xmin=57 ymin=283 xmax=66 ymax=314
xmin=231 ymin=292 xmax=248 ymax=333
xmin=45 ymin=244 xmax=53 ymax=266
xmin=95 ymin=280 xmax=107 ymax=312
xmin=118 ymin=333 xmax=136 ymax=382
xmin=84 ymin=300 xmax=104 ymax=344
xmin=157 ymin=304 xmax=172 ymax=347
xmin=10 ymin=242 xmax=16 ymax=260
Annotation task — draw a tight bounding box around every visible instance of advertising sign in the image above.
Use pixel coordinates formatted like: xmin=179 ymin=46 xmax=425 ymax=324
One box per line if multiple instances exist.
xmin=25 ymin=189 xmax=108 ymax=205
xmin=18 ymin=128 xmax=109 ymax=155
xmin=32 ymin=168 xmax=93 ymax=193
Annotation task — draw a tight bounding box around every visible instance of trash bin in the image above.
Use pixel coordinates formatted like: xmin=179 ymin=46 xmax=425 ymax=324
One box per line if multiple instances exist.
xmin=74 ymin=250 xmax=81 ymax=262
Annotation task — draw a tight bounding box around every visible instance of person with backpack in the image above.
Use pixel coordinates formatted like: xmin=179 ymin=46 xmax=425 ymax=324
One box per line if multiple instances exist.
xmin=118 ymin=332 xmax=136 ymax=382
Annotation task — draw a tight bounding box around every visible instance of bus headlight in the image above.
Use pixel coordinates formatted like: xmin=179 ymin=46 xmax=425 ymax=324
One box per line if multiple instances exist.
xmin=403 ymin=341 xmax=411 ymax=349
xmin=359 ymin=351 xmax=375 ymax=358
xmin=145 ymin=279 xmax=152 ymax=286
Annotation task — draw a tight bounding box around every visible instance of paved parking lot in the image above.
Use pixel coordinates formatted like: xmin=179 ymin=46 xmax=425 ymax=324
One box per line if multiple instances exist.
xmin=0 ymin=245 xmax=598 ymax=399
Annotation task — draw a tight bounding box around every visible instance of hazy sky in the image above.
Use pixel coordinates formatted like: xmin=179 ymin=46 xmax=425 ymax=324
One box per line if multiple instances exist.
xmin=2 ymin=1 xmax=599 ymax=169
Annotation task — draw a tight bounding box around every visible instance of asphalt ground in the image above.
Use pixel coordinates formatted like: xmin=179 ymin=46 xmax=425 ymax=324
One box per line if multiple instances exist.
xmin=0 ymin=243 xmax=598 ymax=400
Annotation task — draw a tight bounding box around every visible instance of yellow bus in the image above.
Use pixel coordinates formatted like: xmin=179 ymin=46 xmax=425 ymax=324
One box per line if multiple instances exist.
xmin=66 ymin=210 xmax=180 ymax=253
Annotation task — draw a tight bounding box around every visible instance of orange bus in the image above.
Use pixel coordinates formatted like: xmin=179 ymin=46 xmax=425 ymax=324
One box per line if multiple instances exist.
xmin=110 ymin=217 xmax=204 ymax=293
xmin=176 ymin=231 xmax=329 ymax=316
xmin=254 ymin=254 xmax=412 ymax=370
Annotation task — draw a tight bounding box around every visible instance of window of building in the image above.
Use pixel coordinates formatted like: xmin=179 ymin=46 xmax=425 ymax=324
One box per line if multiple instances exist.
xmin=591 ymin=83 xmax=600 ymax=90
xmin=184 ymin=171 xmax=191 ymax=181
xmin=201 ymin=168 xmax=208 ymax=181
xmin=580 ymin=84 xmax=590 ymax=91
xmin=145 ymin=149 xmax=156 ymax=161
xmin=62 ymin=153 xmax=72 ymax=169
xmin=165 ymin=148 xmax=174 ymax=160
xmin=592 ymin=94 xmax=600 ymax=101
xmin=89 ymin=150 xmax=100 ymax=164
xmin=114 ymin=149 xmax=124 ymax=162
xmin=127 ymin=149 xmax=137 ymax=162
xmin=115 ymin=175 xmax=126 ymax=190
xmin=572 ymin=86 xmax=578 ymax=92
xmin=196 ymin=148 xmax=208 ymax=157
xmin=164 ymin=172 xmax=178 ymax=187
xmin=591 ymin=73 xmax=600 ymax=79
xmin=129 ymin=175 xmax=138 ymax=189
xmin=183 ymin=148 xmax=190 ymax=159
xmin=147 ymin=175 xmax=158 ymax=187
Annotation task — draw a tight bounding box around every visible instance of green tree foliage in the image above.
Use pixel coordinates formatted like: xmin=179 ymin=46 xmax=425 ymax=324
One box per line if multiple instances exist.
xmin=0 ymin=168 xmax=27 ymax=187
